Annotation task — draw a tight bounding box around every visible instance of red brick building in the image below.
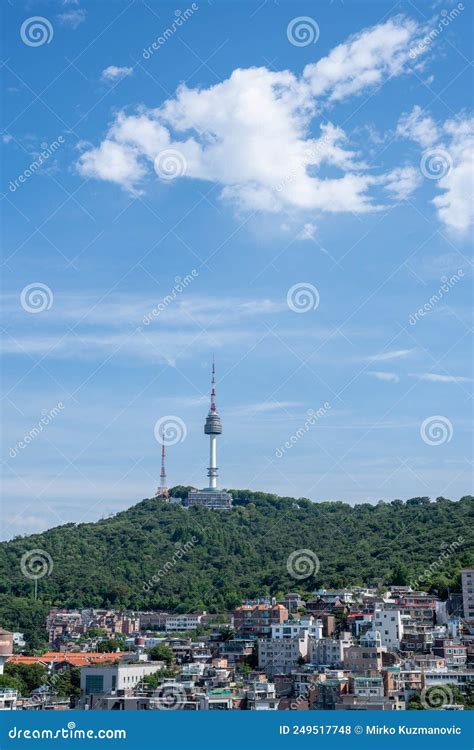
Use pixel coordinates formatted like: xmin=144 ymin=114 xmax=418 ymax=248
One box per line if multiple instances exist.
xmin=232 ymin=604 xmax=288 ymax=637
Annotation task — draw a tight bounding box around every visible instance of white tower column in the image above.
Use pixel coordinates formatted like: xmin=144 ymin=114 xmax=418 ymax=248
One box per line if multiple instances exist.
xmin=204 ymin=359 xmax=222 ymax=490
xmin=209 ymin=435 xmax=217 ymax=489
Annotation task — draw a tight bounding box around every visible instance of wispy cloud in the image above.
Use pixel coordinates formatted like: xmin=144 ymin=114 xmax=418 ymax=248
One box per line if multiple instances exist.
xmin=367 ymin=349 xmax=414 ymax=362
xmin=57 ymin=8 xmax=86 ymax=28
xmin=367 ymin=371 xmax=400 ymax=383
xmin=101 ymin=65 xmax=134 ymax=83
xmin=411 ymin=373 xmax=471 ymax=383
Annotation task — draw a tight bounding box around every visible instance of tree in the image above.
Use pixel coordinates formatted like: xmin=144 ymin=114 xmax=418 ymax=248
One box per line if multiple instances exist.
xmin=4 ymin=663 xmax=48 ymax=695
xmin=147 ymin=643 xmax=174 ymax=666
xmin=96 ymin=637 xmax=125 ymax=653
xmin=49 ymin=666 xmax=81 ymax=700
xmin=0 ymin=674 xmax=23 ymax=693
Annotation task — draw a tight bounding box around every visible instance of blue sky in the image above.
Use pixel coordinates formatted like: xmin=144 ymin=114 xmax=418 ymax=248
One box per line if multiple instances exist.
xmin=1 ymin=0 xmax=473 ymax=540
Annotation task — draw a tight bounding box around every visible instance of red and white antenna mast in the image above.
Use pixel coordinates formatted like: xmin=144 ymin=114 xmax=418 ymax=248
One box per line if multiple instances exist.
xmin=156 ymin=432 xmax=169 ymax=499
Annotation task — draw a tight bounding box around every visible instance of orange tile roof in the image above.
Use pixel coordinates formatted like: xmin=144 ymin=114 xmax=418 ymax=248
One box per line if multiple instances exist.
xmin=8 ymin=652 xmax=129 ymax=667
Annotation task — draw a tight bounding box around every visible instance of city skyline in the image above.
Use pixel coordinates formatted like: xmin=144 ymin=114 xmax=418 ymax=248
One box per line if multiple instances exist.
xmin=2 ymin=0 xmax=473 ymax=540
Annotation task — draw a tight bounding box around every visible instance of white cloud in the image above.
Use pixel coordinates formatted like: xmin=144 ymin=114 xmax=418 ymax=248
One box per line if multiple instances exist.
xmin=432 ymin=117 xmax=474 ymax=235
xmin=384 ymin=166 xmax=422 ymax=200
xmin=77 ymin=139 xmax=147 ymax=193
xmin=397 ymin=105 xmax=439 ymax=147
xmin=367 ymin=349 xmax=414 ymax=362
xmin=397 ymin=107 xmax=474 ymax=234
xmin=101 ymin=65 xmax=134 ymax=82
xmin=367 ymin=371 xmax=400 ymax=383
xmin=411 ymin=373 xmax=471 ymax=383
xmin=77 ymin=16 xmax=425 ymax=219
xmin=57 ymin=9 xmax=86 ymax=28
xmin=1 ymin=293 xmax=288 ymax=365
xmin=303 ymin=16 xmax=423 ymax=102
xmin=298 ymin=223 xmax=316 ymax=240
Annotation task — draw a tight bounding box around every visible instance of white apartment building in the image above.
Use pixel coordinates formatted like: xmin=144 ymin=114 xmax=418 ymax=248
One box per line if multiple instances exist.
xmin=462 ymin=569 xmax=474 ymax=623
xmin=373 ymin=608 xmax=403 ymax=650
xmin=271 ymin=616 xmax=323 ymax=640
xmin=308 ymin=634 xmax=354 ymax=667
xmin=81 ymin=663 xmax=164 ymax=699
xmin=165 ymin=613 xmax=206 ymax=632
xmin=245 ymin=681 xmax=278 ymax=710
xmin=258 ymin=635 xmax=308 ymax=675
xmin=0 ymin=688 xmax=17 ymax=710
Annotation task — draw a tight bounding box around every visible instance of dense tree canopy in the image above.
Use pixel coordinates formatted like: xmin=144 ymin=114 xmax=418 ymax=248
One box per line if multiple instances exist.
xmin=0 ymin=491 xmax=472 ymax=641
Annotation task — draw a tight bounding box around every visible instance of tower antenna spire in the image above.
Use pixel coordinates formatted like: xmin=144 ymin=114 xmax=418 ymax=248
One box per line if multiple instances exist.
xmin=156 ymin=430 xmax=169 ymax=499
xmin=210 ymin=354 xmax=216 ymax=413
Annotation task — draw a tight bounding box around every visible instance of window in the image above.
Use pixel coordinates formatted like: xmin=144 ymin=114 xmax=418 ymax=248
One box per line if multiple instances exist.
xmin=85 ymin=675 xmax=104 ymax=695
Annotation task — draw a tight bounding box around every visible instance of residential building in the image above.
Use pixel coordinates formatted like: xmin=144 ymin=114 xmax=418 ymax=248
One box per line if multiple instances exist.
xmin=373 ymin=607 xmax=403 ymax=649
xmin=232 ymin=604 xmax=288 ymax=637
xmin=165 ymin=613 xmax=206 ymax=632
xmin=462 ymin=569 xmax=474 ymax=623
xmin=80 ymin=663 xmax=164 ymax=707
xmin=308 ymin=633 xmax=354 ymax=667
xmin=258 ymin=636 xmax=308 ymax=675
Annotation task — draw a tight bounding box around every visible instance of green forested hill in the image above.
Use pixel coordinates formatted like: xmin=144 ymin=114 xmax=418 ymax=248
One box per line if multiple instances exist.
xmin=1 ymin=490 xmax=473 ymax=645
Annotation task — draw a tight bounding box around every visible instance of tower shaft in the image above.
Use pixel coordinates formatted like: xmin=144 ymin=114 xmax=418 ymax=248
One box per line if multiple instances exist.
xmin=204 ymin=358 xmax=222 ymax=489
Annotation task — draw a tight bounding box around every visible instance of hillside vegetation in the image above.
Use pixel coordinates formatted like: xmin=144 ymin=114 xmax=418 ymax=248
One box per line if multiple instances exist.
xmin=0 ymin=490 xmax=473 ymax=646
